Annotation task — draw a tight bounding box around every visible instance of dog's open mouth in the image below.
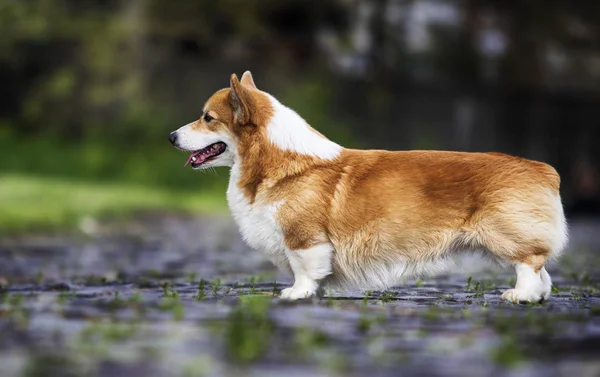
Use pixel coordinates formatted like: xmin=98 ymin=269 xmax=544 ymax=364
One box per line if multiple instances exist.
xmin=184 ymin=142 xmax=227 ymax=168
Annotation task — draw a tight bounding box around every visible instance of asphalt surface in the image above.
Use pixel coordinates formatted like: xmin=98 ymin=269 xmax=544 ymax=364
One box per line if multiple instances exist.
xmin=1 ymin=214 xmax=599 ymax=377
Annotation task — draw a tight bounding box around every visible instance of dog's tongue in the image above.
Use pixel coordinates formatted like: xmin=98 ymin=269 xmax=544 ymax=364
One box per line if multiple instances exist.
xmin=184 ymin=150 xmax=210 ymax=167
xmin=184 ymin=153 xmax=196 ymax=167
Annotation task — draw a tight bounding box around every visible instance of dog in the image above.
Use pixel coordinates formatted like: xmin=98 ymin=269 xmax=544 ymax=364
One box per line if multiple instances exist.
xmin=169 ymin=71 xmax=568 ymax=303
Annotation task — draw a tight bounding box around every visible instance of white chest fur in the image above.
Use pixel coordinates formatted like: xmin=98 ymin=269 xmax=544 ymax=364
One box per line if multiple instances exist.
xmin=226 ymin=164 xmax=291 ymax=274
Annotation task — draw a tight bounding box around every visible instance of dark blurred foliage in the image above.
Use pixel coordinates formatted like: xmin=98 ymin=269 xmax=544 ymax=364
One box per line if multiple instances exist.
xmin=1 ymin=0 xmax=599 ymax=215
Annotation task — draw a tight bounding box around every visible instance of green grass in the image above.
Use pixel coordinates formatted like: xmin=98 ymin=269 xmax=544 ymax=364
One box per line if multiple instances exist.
xmin=0 ymin=174 xmax=227 ymax=232
xmin=0 ymin=130 xmax=231 ymax=232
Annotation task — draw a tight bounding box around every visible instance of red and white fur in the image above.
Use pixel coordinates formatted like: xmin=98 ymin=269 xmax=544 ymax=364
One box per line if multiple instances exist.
xmin=169 ymin=71 xmax=568 ymax=303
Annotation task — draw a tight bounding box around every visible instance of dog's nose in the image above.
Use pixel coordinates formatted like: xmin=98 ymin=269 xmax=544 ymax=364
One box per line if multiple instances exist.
xmin=169 ymin=132 xmax=178 ymax=145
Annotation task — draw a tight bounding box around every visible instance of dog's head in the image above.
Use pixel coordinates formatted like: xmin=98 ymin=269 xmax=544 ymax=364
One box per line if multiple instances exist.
xmin=169 ymin=71 xmax=272 ymax=169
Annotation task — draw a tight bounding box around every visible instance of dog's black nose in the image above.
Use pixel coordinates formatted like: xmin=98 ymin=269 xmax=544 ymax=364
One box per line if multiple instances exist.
xmin=169 ymin=132 xmax=178 ymax=145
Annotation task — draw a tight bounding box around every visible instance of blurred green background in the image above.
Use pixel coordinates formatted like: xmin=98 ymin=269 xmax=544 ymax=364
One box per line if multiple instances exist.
xmin=1 ymin=0 xmax=600 ymax=232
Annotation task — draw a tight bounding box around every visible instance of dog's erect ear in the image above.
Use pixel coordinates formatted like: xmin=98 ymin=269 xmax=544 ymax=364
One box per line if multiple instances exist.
xmin=240 ymin=70 xmax=257 ymax=89
xmin=229 ymin=73 xmax=251 ymax=124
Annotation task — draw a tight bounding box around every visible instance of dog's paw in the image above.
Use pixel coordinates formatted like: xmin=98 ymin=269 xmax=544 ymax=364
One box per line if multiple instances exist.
xmin=280 ymin=287 xmax=316 ymax=301
xmin=501 ymin=288 xmax=544 ymax=304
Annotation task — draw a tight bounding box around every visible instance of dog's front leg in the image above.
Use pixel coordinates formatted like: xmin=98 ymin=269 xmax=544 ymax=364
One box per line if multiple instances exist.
xmin=280 ymin=243 xmax=333 ymax=301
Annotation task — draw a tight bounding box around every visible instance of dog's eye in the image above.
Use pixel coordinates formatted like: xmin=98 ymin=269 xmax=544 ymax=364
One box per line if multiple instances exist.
xmin=204 ymin=113 xmax=213 ymax=122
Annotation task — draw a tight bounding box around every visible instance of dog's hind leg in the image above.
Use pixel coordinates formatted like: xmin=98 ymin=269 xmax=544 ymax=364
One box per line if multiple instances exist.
xmin=501 ymin=252 xmax=550 ymax=304
xmin=474 ymin=189 xmax=566 ymax=303
xmin=473 ymin=218 xmax=558 ymax=303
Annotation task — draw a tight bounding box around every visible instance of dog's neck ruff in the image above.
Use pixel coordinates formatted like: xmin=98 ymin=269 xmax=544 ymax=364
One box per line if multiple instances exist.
xmin=265 ymin=94 xmax=342 ymax=160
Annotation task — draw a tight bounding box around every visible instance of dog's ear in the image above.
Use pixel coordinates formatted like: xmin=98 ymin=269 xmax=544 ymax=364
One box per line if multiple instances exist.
xmin=229 ymin=73 xmax=251 ymax=124
xmin=240 ymin=71 xmax=257 ymax=89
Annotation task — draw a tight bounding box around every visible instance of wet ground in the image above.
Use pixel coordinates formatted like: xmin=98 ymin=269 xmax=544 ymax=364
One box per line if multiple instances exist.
xmin=1 ymin=214 xmax=599 ymax=377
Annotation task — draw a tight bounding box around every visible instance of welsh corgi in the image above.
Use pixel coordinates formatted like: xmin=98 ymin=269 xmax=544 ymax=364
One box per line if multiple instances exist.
xmin=169 ymin=71 xmax=568 ymax=303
